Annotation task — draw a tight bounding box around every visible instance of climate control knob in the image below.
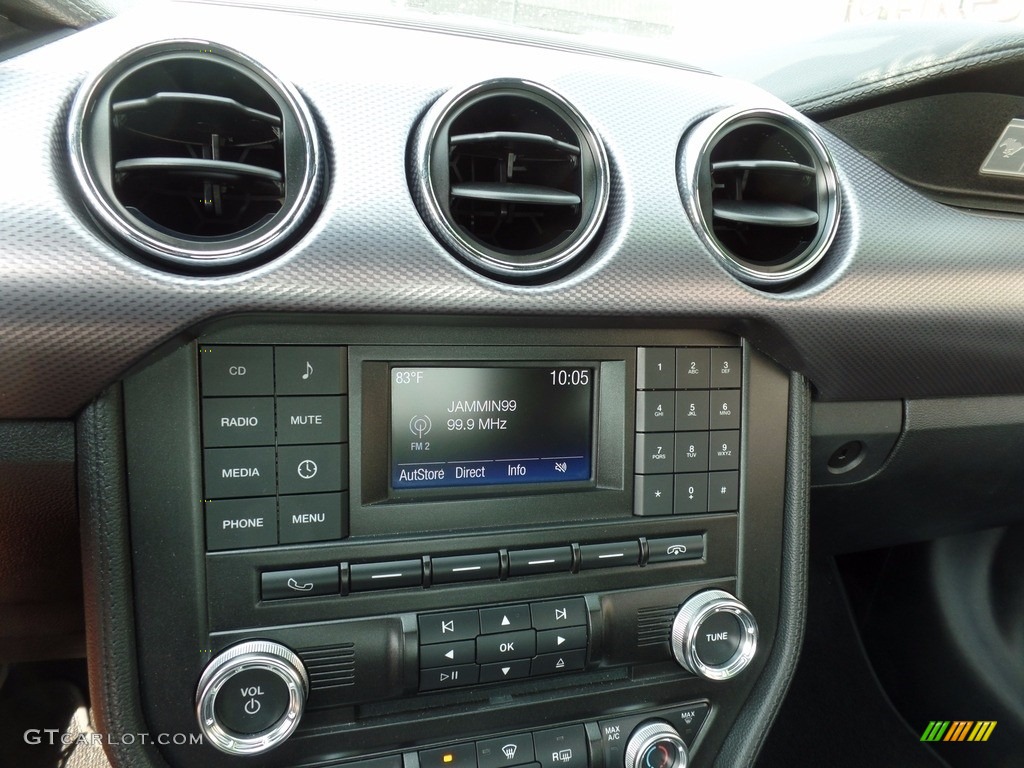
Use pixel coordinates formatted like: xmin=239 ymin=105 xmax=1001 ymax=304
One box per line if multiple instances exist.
xmin=196 ymin=640 xmax=308 ymax=756
xmin=671 ymin=589 xmax=758 ymax=681
xmin=624 ymin=721 xmax=689 ymax=768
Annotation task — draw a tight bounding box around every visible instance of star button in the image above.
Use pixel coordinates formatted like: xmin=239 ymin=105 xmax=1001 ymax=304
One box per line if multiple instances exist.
xmin=654 ymin=490 xmax=662 ymax=498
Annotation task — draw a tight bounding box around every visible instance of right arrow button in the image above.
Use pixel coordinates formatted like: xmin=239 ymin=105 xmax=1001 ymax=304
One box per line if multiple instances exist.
xmin=536 ymin=626 xmax=587 ymax=654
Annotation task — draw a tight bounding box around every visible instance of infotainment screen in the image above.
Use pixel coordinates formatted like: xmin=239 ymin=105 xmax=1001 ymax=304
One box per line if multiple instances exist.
xmin=390 ymin=366 xmax=594 ymax=489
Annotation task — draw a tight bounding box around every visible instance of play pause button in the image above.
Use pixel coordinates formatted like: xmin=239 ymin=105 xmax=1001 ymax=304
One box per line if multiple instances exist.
xmin=479 ymin=659 xmax=531 ymax=683
xmin=420 ymin=665 xmax=479 ymax=691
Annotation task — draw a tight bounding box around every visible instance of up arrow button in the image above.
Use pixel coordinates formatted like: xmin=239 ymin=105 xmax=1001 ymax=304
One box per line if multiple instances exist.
xmin=479 ymin=604 xmax=530 ymax=634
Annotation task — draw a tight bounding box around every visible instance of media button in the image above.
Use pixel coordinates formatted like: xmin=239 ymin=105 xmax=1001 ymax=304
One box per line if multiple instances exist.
xmin=507 ymin=547 xmax=573 ymax=577
xmin=203 ymin=446 xmax=276 ymax=499
xmin=477 ymin=733 xmax=535 ymax=768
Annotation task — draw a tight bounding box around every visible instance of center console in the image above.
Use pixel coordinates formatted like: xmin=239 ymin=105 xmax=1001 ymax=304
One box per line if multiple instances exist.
xmin=117 ymin=319 xmax=792 ymax=768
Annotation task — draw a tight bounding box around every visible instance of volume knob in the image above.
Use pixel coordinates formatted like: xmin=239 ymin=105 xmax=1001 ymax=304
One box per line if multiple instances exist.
xmin=671 ymin=589 xmax=758 ymax=681
xmin=196 ymin=640 xmax=308 ymax=756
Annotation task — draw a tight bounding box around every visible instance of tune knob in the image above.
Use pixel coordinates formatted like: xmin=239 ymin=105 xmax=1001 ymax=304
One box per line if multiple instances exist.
xmin=195 ymin=640 xmax=308 ymax=756
xmin=671 ymin=589 xmax=758 ymax=681
xmin=624 ymin=721 xmax=688 ymax=768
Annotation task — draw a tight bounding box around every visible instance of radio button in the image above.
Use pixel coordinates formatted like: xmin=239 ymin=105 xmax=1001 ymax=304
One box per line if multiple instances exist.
xmin=531 ymin=598 xmax=587 ymax=630
xmin=536 ymin=626 xmax=587 ymax=654
xmin=637 ymin=348 xmax=676 ymax=390
xmin=420 ymin=639 xmax=476 ymax=669
xmin=277 ymin=396 xmax=346 ymax=445
xmin=634 ymin=475 xmax=673 ymax=517
xmin=636 ymin=391 xmax=675 ymax=432
xmin=432 ymin=554 xmax=500 ymax=584
xmin=477 ymin=630 xmax=536 ymax=663
xmin=421 ymin=742 xmax=478 ymax=768
xmin=711 ymin=348 xmax=742 ymax=389
xmin=507 ymin=547 xmax=572 ymax=577
xmin=534 ymin=725 xmax=588 ymax=768
xmin=480 ymin=604 xmax=531 ymax=634
xmin=478 ymin=733 xmax=535 ymax=768
xmin=676 ymin=348 xmax=711 ymax=390
xmin=420 ymin=610 xmax=480 ymax=644
xmin=351 ymin=560 xmax=423 ymax=591
xmin=419 ymin=665 xmax=479 ymax=692
xmin=200 ymin=346 xmax=273 ymax=397
xmin=202 ymin=397 xmax=275 ymax=448
xmin=579 ymin=541 xmax=640 ymax=570
xmin=274 ymin=346 xmax=346 ymax=396
xmin=478 ymin=660 xmax=531 ymax=684
xmin=635 ymin=434 xmax=674 ymax=475
xmin=674 ymin=474 xmax=709 ymax=516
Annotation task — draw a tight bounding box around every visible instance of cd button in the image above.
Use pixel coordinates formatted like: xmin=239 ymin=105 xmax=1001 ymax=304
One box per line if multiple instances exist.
xmin=507 ymin=547 xmax=572 ymax=577
xmin=476 ymin=630 xmax=536 ymax=663
xmin=579 ymin=541 xmax=640 ymax=570
xmin=419 ymin=610 xmax=480 ymax=644
xmin=350 ymin=560 xmax=422 ymax=591
xmin=479 ymin=604 xmax=531 ymax=634
xmin=199 ymin=346 xmax=273 ymax=397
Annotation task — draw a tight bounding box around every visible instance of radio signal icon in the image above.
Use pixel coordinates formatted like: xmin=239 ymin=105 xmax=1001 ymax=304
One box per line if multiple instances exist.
xmin=502 ymin=744 xmax=518 ymax=761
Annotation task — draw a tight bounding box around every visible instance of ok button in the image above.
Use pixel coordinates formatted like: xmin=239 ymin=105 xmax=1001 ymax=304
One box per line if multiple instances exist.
xmin=477 ymin=630 xmax=536 ymax=664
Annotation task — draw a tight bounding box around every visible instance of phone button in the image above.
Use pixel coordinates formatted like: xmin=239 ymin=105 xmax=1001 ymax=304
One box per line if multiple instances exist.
xmin=261 ymin=566 xmax=340 ymax=601
xmin=646 ymin=535 xmax=705 ymax=564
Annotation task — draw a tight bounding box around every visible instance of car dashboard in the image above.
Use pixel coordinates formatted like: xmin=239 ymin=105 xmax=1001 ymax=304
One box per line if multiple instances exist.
xmin=2 ymin=3 xmax=1024 ymax=767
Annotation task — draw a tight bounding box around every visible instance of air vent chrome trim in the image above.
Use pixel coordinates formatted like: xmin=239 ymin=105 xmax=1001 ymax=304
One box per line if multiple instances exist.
xmin=68 ymin=40 xmax=323 ymax=271
xmin=680 ymin=106 xmax=841 ymax=288
xmin=412 ymin=78 xmax=609 ymax=280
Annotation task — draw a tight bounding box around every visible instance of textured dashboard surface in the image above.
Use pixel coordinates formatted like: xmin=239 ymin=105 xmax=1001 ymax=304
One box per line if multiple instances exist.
xmin=5 ymin=2 xmax=1024 ymax=417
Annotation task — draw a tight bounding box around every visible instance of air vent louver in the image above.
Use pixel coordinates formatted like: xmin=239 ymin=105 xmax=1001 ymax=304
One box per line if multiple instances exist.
xmin=412 ymin=80 xmax=609 ymax=280
xmin=681 ymin=108 xmax=840 ymax=287
xmin=69 ymin=41 xmax=322 ymax=271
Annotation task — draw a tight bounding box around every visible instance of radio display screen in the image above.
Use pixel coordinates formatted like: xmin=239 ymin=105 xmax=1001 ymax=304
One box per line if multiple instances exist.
xmin=390 ymin=366 xmax=594 ymax=489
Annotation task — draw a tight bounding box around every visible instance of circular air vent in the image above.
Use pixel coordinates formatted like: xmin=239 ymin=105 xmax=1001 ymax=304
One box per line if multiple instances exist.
xmin=68 ymin=40 xmax=322 ymax=271
xmin=681 ymin=107 xmax=840 ymax=288
xmin=411 ymin=79 xmax=609 ymax=280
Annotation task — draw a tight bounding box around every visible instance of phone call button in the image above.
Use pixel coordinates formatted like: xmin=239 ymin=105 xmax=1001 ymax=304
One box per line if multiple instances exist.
xmin=261 ymin=566 xmax=340 ymax=601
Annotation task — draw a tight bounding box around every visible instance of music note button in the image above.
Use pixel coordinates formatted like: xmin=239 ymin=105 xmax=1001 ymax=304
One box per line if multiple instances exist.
xmin=274 ymin=346 xmax=346 ymax=395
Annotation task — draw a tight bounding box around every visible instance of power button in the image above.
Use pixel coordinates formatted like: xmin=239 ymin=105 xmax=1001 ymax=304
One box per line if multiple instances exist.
xmin=213 ymin=667 xmax=290 ymax=735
